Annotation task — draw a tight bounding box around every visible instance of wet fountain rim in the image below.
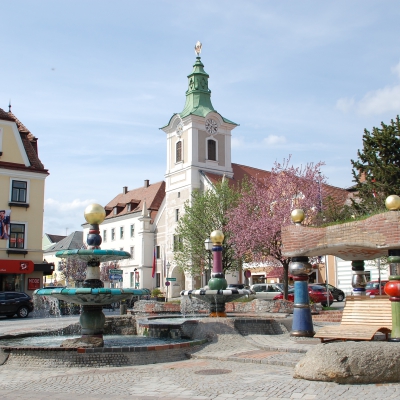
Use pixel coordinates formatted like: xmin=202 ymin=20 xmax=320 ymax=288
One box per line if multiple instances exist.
xmin=55 ymin=249 xmax=131 ymax=262
xmin=180 ymin=289 xmax=251 ymax=296
xmin=34 ymin=287 xmax=151 ymax=306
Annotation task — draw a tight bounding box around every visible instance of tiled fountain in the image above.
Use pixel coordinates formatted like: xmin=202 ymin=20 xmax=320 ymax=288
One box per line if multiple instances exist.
xmin=180 ymin=230 xmax=251 ymax=317
xmin=34 ymin=203 xmax=150 ymax=347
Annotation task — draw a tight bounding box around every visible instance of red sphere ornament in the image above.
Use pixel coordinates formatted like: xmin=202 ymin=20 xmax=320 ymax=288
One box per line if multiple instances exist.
xmin=384 ymin=281 xmax=400 ymax=299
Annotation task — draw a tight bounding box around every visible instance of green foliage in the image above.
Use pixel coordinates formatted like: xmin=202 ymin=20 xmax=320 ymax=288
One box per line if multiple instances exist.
xmin=173 ymin=179 xmax=242 ymax=276
xmin=351 ymin=115 xmax=400 ymax=213
xmin=151 ymin=288 xmax=163 ymax=297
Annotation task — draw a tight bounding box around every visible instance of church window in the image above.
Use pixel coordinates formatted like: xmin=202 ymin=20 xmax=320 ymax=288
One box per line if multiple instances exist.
xmin=176 ymin=141 xmax=182 ymax=162
xmin=175 ymin=209 xmax=180 ymax=222
xmin=207 ymin=139 xmax=216 ymax=161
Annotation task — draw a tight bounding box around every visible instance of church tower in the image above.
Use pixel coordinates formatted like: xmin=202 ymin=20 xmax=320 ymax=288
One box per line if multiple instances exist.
xmin=161 ymin=43 xmax=238 ymax=290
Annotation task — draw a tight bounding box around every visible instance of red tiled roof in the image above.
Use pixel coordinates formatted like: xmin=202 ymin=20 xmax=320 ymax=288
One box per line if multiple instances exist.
xmin=203 ymin=162 xmax=350 ymax=204
xmin=104 ymin=181 xmax=166 ymax=219
xmin=0 ymin=108 xmax=48 ymax=174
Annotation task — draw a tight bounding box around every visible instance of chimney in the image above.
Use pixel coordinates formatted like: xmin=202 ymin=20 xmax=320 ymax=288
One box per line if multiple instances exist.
xmin=123 ymin=186 xmax=128 ymax=194
xmin=144 ymin=179 xmax=149 ymax=188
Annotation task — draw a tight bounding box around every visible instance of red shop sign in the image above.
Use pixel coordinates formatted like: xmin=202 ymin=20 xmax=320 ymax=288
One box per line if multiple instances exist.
xmin=0 ymin=260 xmax=34 ymax=274
xmin=28 ymin=278 xmax=41 ymax=290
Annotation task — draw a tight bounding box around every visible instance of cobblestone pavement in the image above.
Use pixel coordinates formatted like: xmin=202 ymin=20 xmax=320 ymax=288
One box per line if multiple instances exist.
xmin=1 ymin=329 xmax=400 ymax=400
xmin=1 ymin=356 xmax=400 ymax=400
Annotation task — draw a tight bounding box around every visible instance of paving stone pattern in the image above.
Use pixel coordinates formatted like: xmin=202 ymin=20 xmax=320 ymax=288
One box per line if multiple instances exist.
xmin=1 ymin=317 xmax=400 ymax=399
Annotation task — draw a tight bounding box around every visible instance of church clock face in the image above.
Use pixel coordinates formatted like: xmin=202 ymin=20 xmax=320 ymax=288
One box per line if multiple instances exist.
xmin=176 ymin=121 xmax=184 ymax=137
xmin=205 ymin=118 xmax=218 ymax=135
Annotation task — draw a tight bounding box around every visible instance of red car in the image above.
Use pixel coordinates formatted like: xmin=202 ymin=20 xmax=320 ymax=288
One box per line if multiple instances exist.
xmin=366 ymin=280 xmax=388 ymax=296
xmin=273 ymin=284 xmax=333 ymax=306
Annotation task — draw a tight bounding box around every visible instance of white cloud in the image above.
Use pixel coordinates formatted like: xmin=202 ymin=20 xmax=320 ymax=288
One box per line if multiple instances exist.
xmin=337 ymin=61 xmax=400 ymax=115
xmin=231 ymin=137 xmax=244 ymax=148
xmin=44 ymin=198 xmax=96 ymax=235
xmin=45 ymin=198 xmax=96 ymax=211
xmin=263 ymin=135 xmax=287 ymax=146
xmin=336 ymin=97 xmax=355 ymax=112
xmin=391 ymin=61 xmax=400 ymax=78
xmin=357 ymin=84 xmax=400 ymax=115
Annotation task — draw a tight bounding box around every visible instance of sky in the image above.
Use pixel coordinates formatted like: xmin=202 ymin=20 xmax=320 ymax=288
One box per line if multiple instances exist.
xmin=2 ymin=0 xmax=400 ymax=236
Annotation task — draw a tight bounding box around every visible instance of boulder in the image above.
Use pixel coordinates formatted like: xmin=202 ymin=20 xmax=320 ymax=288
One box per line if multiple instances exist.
xmin=294 ymin=341 xmax=400 ymax=384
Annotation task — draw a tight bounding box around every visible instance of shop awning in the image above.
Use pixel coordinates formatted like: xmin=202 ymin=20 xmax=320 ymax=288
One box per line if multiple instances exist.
xmin=34 ymin=262 xmax=55 ymax=276
xmin=0 ymin=260 xmax=34 ymax=274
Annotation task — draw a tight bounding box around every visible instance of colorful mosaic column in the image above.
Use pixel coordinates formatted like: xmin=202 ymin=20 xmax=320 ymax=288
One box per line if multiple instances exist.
xmin=207 ymin=230 xmax=228 ymax=317
xmin=289 ymin=210 xmax=314 ymax=337
xmin=81 ymin=204 xmax=106 ymax=337
xmin=384 ymin=195 xmax=400 ymax=341
xmin=290 ymin=256 xmax=315 ymax=337
xmin=385 ymin=249 xmax=400 ymax=341
xmin=351 ymin=260 xmax=367 ymax=295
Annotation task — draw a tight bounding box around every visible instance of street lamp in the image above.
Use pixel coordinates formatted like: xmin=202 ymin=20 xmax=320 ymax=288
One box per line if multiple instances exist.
xmin=204 ymin=237 xmax=213 ymax=287
xmin=166 ymin=262 xmax=170 ymax=301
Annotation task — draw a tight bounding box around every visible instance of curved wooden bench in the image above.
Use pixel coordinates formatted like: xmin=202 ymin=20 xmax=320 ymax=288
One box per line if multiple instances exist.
xmin=314 ymin=295 xmax=392 ymax=343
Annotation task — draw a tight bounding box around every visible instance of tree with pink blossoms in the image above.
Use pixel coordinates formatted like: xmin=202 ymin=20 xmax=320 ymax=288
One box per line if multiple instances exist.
xmin=227 ymin=156 xmax=326 ymax=298
xmin=100 ymin=261 xmax=120 ymax=283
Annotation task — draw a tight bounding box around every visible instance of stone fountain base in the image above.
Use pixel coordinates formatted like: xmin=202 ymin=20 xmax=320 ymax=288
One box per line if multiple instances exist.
xmin=61 ymin=335 xmax=104 ymax=348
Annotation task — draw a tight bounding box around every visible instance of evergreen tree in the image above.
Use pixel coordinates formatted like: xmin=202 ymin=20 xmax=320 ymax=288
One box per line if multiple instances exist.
xmin=173 ymin=179 xmax=242 ymax=277
xmin=351 ymin=116 xmax=400 ymax=213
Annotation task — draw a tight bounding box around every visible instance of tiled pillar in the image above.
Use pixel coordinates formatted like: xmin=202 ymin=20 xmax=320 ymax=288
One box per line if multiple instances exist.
xmin=351 ymin=260 xmax=367 ymax=295
xmin=385 ymin=249 xmax=400 ymax=341
xmin=290 ymin=256 xmax=315 ymax=337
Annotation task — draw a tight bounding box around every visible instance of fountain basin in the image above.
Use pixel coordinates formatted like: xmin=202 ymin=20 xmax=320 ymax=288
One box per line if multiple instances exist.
xmin=181 ymin=288 xmax=251 ymax=317
xmin=34 ymin=287 xmax=150 ymax=306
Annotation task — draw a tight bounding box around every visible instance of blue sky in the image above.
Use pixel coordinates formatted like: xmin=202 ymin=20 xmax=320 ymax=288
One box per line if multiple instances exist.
xmin=2 ymin=1 xmax=400 ymax=235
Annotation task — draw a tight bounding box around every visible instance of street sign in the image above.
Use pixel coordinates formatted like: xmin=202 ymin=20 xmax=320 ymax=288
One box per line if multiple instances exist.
xmin=109 ymin=274 xmax=123 ymax=280
xmin=165 ymin=281 xmax=171 ymax=286
xmin=166 ymin=277 xmax=176 ymax=281
xmin=109 ymin=269 xmax=123 ymax=275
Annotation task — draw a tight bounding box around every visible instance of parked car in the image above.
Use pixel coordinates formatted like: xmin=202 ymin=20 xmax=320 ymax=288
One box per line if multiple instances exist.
xmin=318 ymin=283 xmax=345 ymax=302
xmin=308 ymin=285 xmax=334 ymax=306
xmin=227 ymin=283 xmax=249 ymax=290
xmin=273 ymin=284 xmax=334 ymax=306
xmin=249 ymin=283 xmax=284 ymax=299
xmin=366 ymin=280 xmax=389 ymax=296
xmin=0 ymin=291 xmax=34 ymax=318
xmin=273 ymin=287 xmax=295 ymax=302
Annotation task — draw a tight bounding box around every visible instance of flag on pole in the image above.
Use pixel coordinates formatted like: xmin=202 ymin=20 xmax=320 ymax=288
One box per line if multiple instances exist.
xmin=151 ymin=246 xmax=156 ymax=278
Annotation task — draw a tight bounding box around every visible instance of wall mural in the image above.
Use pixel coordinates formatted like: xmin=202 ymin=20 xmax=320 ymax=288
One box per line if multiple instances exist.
xmin=0 ymin=209 xmax=10 ymax=240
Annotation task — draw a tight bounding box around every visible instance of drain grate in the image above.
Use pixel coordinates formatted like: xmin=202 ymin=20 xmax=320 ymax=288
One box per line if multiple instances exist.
xmin=194 ymin=369 xmax=232 ymax=375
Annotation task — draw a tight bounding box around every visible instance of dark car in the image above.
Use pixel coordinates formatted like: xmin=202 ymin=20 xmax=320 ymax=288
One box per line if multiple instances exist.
xmin=0 ymin=291 xmax=34 ymax=318
xmin=318 ymin=283 xmax=345 ymax=302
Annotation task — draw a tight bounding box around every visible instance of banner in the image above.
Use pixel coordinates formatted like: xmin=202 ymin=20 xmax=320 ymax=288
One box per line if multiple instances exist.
xmin=0 ymin=209 xmax=10 ymax=240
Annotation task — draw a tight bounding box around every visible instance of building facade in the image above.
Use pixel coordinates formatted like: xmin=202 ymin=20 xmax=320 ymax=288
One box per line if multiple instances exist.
xmin=0 ymin=107 xmax=51 ymax=296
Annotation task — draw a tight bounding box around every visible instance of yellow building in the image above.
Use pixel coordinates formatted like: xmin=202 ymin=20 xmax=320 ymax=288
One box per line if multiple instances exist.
xmin=0 ymin=106 xmax=51 ymax=296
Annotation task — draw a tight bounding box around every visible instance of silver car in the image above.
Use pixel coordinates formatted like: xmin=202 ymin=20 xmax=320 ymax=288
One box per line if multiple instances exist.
xmin=249 ymin=283 xmax=284 ymax=299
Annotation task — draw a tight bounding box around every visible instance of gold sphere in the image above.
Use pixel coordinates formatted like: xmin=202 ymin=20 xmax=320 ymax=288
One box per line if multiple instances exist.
xmin=385 ymin=195 xmax=400 ymax=211
xmin=84 ymin=203 xmax=106 ymax=225
xmin=291 ymin=209 xmax=305 ymax=224
xmin=210 ymin=230 xmax=224 ymax=245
